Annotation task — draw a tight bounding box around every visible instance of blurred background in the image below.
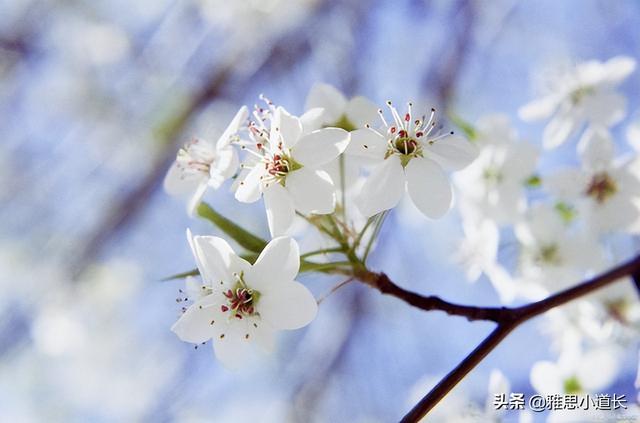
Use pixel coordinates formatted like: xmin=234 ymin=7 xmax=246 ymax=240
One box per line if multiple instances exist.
xmin=1 ymin=0 xmax=639 ymax=421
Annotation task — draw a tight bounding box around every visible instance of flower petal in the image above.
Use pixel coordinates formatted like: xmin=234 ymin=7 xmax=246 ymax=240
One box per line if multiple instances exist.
xmin=216 ymin=106 xmax=248 ymax=148
xmin=292 ymin=128 xmax=350 ymax=167
xmin=304 ymin=83 xmax=347 ymax=125
xmin=164 ymin=162 xmax=201 ymax=196
xmin=171 ymin=294 xmax=220 ymax=343
xmin=286 ymin=168 xmax=335 ymax=214
xmin=300 ymin=107 xmax=325 ymax=133
xmin=345 ymin=96 xmax=379 ymax=127
xmin=356 ymin=155 xmax=405 ymax=217
xmin=426 ymin=134 xmax=478 ymax=171
xmin=518 ymin=95 xmax=559 ymax=121
xmin=259 ymin=280 xmax=318 ymax=330
xmin=602 ymin=56 xmax=636 ymax=85
xmin=405 ymin=157 xmax=452 ymax=219
xmin=584 ymin=89 xmax=626 ymax=126
xmin=248 ymin=236 xmax=300 ymax=293
xmin=212 ymin=325 xmax=254 ymax=370
xmin=345 ymin=128 xmax=387 ymax=161
xmin=187 ymin=182 xmax=208 ymax=217
xmin=235 ymin=165 xmax=264 ymax=203
xmin=275 ymin=106 xmax=303 ymax=149
xmin=577 ymin=127 xmax=614 ymax=171
xmin=209 ymin=145 xmax=238 ymax=189
xmin=543 ymin=106 xmax=582 ymax=149
xmin=263 ymin=183 xmax=295 ymax=237
xmin=193 ymin=235 xmax=250 ymax=284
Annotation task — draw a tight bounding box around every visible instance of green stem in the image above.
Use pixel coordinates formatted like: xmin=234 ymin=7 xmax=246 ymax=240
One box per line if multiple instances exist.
xmin=300 ymin=247 xmax=345 ymax=259
xmin=363 ymin=211 xmax=389 ymax=262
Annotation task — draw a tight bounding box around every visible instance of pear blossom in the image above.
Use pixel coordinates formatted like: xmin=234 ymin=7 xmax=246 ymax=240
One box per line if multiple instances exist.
xmin=164 ymin=106 xmax=248 ymax=214
xmin=347 ymin=102 xmax=478 ymax=218
xmin=454 ymin=115 xmax=539 ymax=224
xmin=519 ymin=56 xmax=636 ymax=149
xmin=515 ymin=204 xmax=603 ymax=293
xmin=545 ymin=127 xmax=640 ymax=234
xmin=234 ymin=99 xmax=350 ymax=236
xmin=172 ymin=230 xmax=317 ymax=369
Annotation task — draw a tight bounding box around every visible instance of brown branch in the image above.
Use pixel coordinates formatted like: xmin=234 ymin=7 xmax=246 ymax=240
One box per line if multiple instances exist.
xmin=356 ymin=253 xmax=640 ymax=422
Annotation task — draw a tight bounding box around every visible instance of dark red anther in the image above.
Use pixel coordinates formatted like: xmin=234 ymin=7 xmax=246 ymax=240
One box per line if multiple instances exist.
xmin=405 ymin=113 xmax=410 ymax=121
xmin=390 ymin=127 xmax=397 ymax=133
xmin=221 ymin=305 xmax=229 ymax=312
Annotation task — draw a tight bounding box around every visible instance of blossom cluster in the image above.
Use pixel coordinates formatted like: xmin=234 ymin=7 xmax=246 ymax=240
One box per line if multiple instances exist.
xmin=164 ymin=84 xmax=478 ymax=367
xmin=452 ymin=56 xmax=640 ymax=417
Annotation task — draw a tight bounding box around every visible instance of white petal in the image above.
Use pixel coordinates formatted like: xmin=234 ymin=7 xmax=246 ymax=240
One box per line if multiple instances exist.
xmin=187 ymin=182 xmax=208 ymax=216
xmin=356 ymin=155 xmax=405 ymax=217
xmin=304 ymin=82 xmax=347 ymax=124
xmin=577 ymin=347 xmax=620 ymax=391
xmin=193 ymin=235 xmax=250 ymax=284
xmin=171 ymin=294 xmax=220 ymax=343
xmin=530 ymin=361 xmax=563 ymax=395
xmin=626 ymin=115 xmax=640 ymax=151
xmin=518 ymin=95 xmax=559 ymax=121
xmin=602 ymin=56 xmax=636 ymax=85
xmin=263 ymin=183 xmax=295 ymax=237
xmin=234 ymin=165 xmax=264 ymax=203
xmin=259 ymin=280 xmax=318 ymax=330
xmin=275 ymin=106 xmax=303 ymax=149
xmin=216 ymin=106 xmax=248 ymax=148
xmin=164 ymin=162 xmax=201 ymax=196
xmin=209 ymin=145 xmax=238 ymax=189
xmin=544 ymin=168 xmax=587 ymax=201
xmin=426 ymin=134 xmax=478 ymax=171
xmin=292 ymin=128 xmax=350 ymax=167
xmin=300 ymin=107 xmax=325 ymax=133
xmin=577 ymin=127 xmax=614 ymax=170
xmin=286 ymin=168 xmax=335 ymax=214
xmin=345 ymin=128 xmax=388 ymax=161
xmin=248 ymin=236 xmax=300 ymax=293
xmin=543 ymin=107 xmax=582 ymax=149
xmin=345 ymin=95 xmax=379 ymax=127
xmin=584 ymin=89 xmax=626 ymax=126
xmin=405 ymin=157 xmax=452 ymax=219
xmin=212 ymin=327 xmax=254 ymax=370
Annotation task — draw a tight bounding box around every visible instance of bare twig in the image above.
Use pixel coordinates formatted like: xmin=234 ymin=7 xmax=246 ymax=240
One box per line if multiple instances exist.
xmin=387 ymin=253 xmax=640 ymax=422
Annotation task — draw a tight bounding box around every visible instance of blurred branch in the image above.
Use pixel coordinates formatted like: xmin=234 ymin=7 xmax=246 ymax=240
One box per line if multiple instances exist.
xmin=421 ymin=0 xmax=476 ymax=108
xmin=390 ymin=253 xmax=640 ymax=422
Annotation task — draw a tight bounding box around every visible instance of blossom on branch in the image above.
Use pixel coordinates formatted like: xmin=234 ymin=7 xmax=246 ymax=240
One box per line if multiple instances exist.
xmin=172 ymin=230 xmax=317 ymax=369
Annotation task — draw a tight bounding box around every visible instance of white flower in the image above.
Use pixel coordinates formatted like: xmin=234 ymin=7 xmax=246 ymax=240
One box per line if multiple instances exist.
xmin=347 ymin=102 xmax=477 ymax=218
xmin=455 ymin=115 xmax=539 ymax=225
xmin=234 ymin=99 xmax=350 ymax=236
xmin=545 ymin=127 xmax=640 ymax=234
xmin=304 ymin=82 xmax=379 ymax=130
xmin=519 ymin=56 xmax=636 ymax=149
xmin=530 ymin=345 xmax=621 ymax=396
xmin=515 ymin=204 xmax=604 ymax=293
xmin=164 ymin=106 xmax=248 ymax=215
xmin=172 ymin=230 xmax=318 ymax=369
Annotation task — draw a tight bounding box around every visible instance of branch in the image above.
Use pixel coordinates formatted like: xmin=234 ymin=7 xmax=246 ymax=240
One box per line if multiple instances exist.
xmin=356 ymin=253 xmax=640 ymax=422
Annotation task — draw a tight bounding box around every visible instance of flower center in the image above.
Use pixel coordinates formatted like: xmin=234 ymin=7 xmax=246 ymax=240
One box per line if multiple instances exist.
xmin=535 ymin=243 xmax=561 ymax=266
xmin=482 ymin=166 xmax=503 ymax=184
xmin=220 ymin=272 xmax=260 ymax=319
xmin=377 ymin=102 xmax=452 ymax=167
xmin=176 ymin=139 xmax=215 ymax=179
xmin=585 ymin=172 xmax=617 ymax=204
xmin=569 ymin=86 xmax=594 ymax=105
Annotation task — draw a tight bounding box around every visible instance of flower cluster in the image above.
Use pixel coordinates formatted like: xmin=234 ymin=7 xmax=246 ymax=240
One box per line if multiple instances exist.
xmin=164 ymin=84 xmax=478 ymax=367
xmin=454 ymin=56 xmax=640 ymax=405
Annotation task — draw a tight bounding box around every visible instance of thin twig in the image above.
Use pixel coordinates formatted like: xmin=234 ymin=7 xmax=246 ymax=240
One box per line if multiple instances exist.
xmin=395 ymin=253 xmax=640 ymax=422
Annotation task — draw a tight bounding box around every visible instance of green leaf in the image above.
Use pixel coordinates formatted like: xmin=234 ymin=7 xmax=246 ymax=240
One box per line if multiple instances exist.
xmin=448 ymin=114 xmax=477 ymax=141
xmin=299 ymin=260 xmax=352 ymax=273
xmin=197 ymin=202 xmax=267 ymax=253
xmin=161 ymin=268 xmax=199 ymax=281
